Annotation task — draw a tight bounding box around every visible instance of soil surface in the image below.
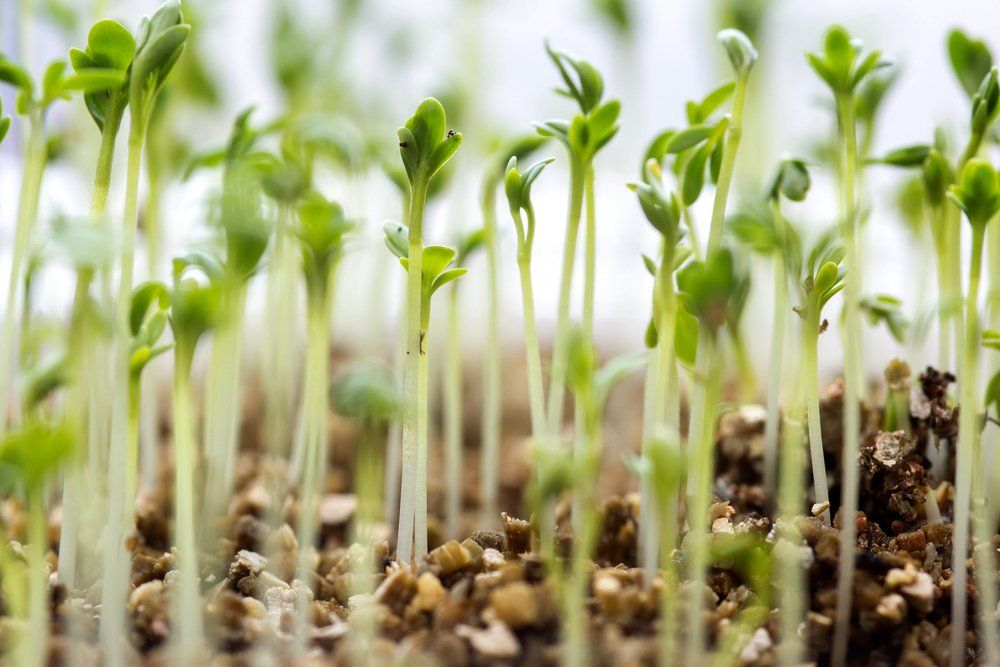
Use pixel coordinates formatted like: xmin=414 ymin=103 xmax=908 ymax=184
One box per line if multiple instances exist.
xmin=3 ymin=367 xmax=987 ymax=665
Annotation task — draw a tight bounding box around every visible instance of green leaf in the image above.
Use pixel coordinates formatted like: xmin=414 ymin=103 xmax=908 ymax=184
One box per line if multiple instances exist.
xmin=431 ymin=268 xmax=468 ymax=293
xmin=545 ymin=40 xmax=605 ymax=114
xmin=769 ymin=157 xmax=811 ymax=201
xmin=131 ymin=24 xmax=190 ymax=100
xmin=58 ymin=68 xmax=126 ymax=93
xmin=0 ymin=56 xmax=32 ymax=91
xmin=948 ymin=158 xmax=1000 ymax=228
xmin=698 ymin=81 xmax=736 ymax=122
xmin=399 ymin=98 xmax=461 ymax=185
xmin=947 ymin=29 xmax=993 ymax=98
xmin=986 ymin=369 xmax=1000 ymax=419
xmin=331 ymin=362 xmax=400 ymax=424
xmin=869 ymin=144 xmax=931 ymax=168
xmin=85 ymin=19 xmax=135 ymax=71
xmin=0 ymin=422 xmax=75 ymax=498
xmin=922 ymin=150 xmax=953 ymax=207
xmin=666 ymin=125 xmax=714 ymax=153
xmin=383 ymin=221 xmax=408 ymax=259
xmin=129 ymin=281 xmax=169 ymax=337
xmin=682 ymin=142 xmax=710 ymax=206
xmin=718 ymin=28 xmax=758 ymax=74
xmin=970 ymin=67 xmax=999 ymax=136
xmin=861 ymin=294 xmax=908 ymax=343
xmin=674 ymin=304 xmax=698 ymax=367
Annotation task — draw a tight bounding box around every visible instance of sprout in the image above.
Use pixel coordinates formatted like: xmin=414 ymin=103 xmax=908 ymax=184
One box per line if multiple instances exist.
xmin=535 ymin=43 xmax=620 ymax=437
xmin=390 ymin=98 xmax=462 ymax=564
xmin=949 ymin=158 xmax=1000 ymax=667
xmin=947 ymin=29 xmax=994 ymax=98
xmin=861 ymin=294 xmax=909 ymax=343
xmin=0 ymin=421 xmax=74 ymax=667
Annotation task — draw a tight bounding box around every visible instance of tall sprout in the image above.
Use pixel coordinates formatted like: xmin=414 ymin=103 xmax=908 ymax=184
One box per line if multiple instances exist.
xmin=677 ymin=247 xmax=742 ymax=663
xmin=806 ymin=27 xmax=888 ymax=664
xmin=0 ymin=422 xmax=74 ymax=667
xmin=168 ymin=254 xmax=223 ymax=658
xmin=478 ymin=134 xmax=547 ymax=529
xmin=0 ymin=50 xmax=124 ymax=438
xmin=948 ymin=160 xmax=1000 ymax=667
xmin=628 ymin=158 xmax=684 ymax=584
xmin=389 ymin=98 xmax=462 ymax=563
xmin=729 ymin=157 xmax=807 ymax=506
xmin=199 ymin=109 xmax=273 ymax=529
xmin=290 ymin=194 xmax=354 ymax=649
xmin=444 ymin=228 xmax=484 ymax=539
xmin=535 ymin=43 xmax=620 ymax=435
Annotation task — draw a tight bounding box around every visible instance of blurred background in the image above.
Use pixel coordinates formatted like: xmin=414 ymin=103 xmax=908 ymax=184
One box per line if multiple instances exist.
xmin=1 ymin=0 xmax=998 ymax=402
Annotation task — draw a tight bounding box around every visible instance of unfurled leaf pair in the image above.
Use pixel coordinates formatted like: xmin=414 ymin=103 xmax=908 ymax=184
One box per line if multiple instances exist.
xmin=0 ymin=51 xmax=123 ymax=117
xmin=685 ymin=82 xmax=736 ymax=127
xmin=800 ymin=238 xmax=846 ymax=320
xmin=969 ymin=67 xmax=999 ymax=138
xmin=384 ymin=229 xmax=467 ymax=329
xmin=535 ymin=101 xmax=621 ymax=163
xmin=948 ymin=29 xmax=993 ymax=99
xmin=129 ymin=281 xmax=172 ymax=379
xmin=70 ymin=19 xmax=134 ymax=131
xmin=505 ymin=157 xmax=554 ymax=217
xmin=295 ymin=193 xmax=355 ymax=299
xmin=0 ymin=422 xmax=74 ymax=499
xmin=948 ymin=159 xmax=1000 ymax=228
xmin=769 ymin=156 xmax=811 ymax=202
xmin=398 ymin=98 xmax=462 ymax=185
xmin=861 ymin=294 xmax=908 ymax=343
xmin=545 ymin=41 xmax=605 ymax=114
xmin=807 ymin=26 xmax=888 ymax=97
xmin=331 ymin=363 xmax=399 ymax=426
xmin=677 ymin=248 xmax=739 ymax=334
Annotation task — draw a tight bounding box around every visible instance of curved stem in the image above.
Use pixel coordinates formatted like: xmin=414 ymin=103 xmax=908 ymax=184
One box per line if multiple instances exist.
xmin=803 ymin=306 xmax=831 ymax=525
xmin=546 ymin=158 xmax=587 ymax=435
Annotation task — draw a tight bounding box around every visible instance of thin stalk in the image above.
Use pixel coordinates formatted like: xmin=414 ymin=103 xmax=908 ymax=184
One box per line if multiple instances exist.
xmin=480 ymin=181 xmax=503 ymax=529
xmin=171 ymin=345 xmax=203 ymax=657
xmin=0 ymin=112 xmax=45 ymax=436
xmin=803 ymin=306 xmax=831 ymax=524
xmin=396 ymin=176 xmax=428 ymax=564
xmin=546 ymin=158 xmax=587 ymax=435
xmin=414 ymin=342 xmax=430 ymax=558
xmin=831 ymin=94 xmax=863 ymax=667
xmin=348 ymin=421 xmax=381 ymax=665
xmin=945 ymin=206 xmax=966 ymax=376
xmin=203 ymin=281 xmax=248 ymax=531
xmin=267 ymin=205 xmax=298 ymax=469
xmin=684 ymin=337 xmax=723 ymax=665
xmin=24 ymin=490 xmax=46 ymax=667
xmin=101 ymin=114 xmax=148 ymax=661
xmin=516 ymin=234 xmax=546 ymax=438
xmin=929 ymin=203 xmax=952 ymax=370
xmin=640 ymin=238 xmax=678 ymax=583
xmin=444 ymin=285 xmax=462 ymax=539
xmin=731 ymin=332 xmax=756 ymax=403
xmin=763 ymin=201 xmax=788 ymax=506
xmin=582 ymin=164 xmax=597 ymax=352
xmin=657 ymin=489 xmax=680 ymax=667
xmin=953 ymin=225 xmax=986 ymax=667
xmin=706 ymin=72 xmax=748 ymax=251
xmin=776 ymin=391 xmax=806 ymax=664
xmin=385 ymin=288 xmax=406 ymax=523
xmin=295 ymin=291 xmax=332 ymax=651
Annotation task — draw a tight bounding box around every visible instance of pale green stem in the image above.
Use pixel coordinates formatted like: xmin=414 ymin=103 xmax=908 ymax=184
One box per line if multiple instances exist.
xmin=444 ymin=285 xmax=462 ymax=539
xmin=0 ymin=112 xmax=45 ymax=436
xmin=516 ymin=246 xmax=546 ymax=438
xmin=171 ymin=345 xmax=203 ymax=657
xmin=267 ymin=205 xmax=298 ymax=470
xmin=24 ymin=490 xmax=47 ymax=667
xmin=480 ymin=181 xmax=503 ymax=529
xmin=657 ymin=491 xmax=679 ymax=667
xmin=706 ymin=72 xmax=748 ymax=251
xmin=803 ymin=306 xmax=831 ymax=525
xmin=777 ymin=389 xmax=806 ymax=664
xmin=640 ymin=238 xmax=677 ymax=583
xmin=348 ymin=421 xmax=382 ymax=665
xmin=929 ymin=204 xmax=952 ymax=371
xmin=415 ymin=341 xmax=430 ymax=558
xmin=582 ymin=163 xmax=597 ymax=352
xmin=946 ymin=206 xmax=966 ymax=376
xmin=955 ymin=226 xmax=987 ymax=667
xmin=295 ymin=292 xmax=332 ymax=653
xmin=203 ymin=282 xmax=248 ymax=532
xmin=684 ymin=336 xmax=723 ymax=665
xmin=546 ymin=158 xmax=587 ymax=435
xmin=831 ymin=95 xmax=863 ymax=667
xmin=396 ymin=176 xmax=428 ymax=564
xmin=763 ymin=223 xmax=788 ymax=506
xmin=99 ymin=112 xmax=148 ymax=661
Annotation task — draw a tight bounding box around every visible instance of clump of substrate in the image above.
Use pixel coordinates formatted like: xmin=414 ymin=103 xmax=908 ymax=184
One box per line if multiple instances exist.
xmin=0 ymin=371 xmax=976 ymax=666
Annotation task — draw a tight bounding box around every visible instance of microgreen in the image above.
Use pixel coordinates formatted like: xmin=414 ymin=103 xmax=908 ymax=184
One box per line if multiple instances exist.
xmin=391 ymin=98 xmax=462 ymax=564
xmin=948 ymin=29 xmax=994 ymax=98
xmin=535 ymin=42 xmax=620 ymax=436
xmin=860 ymin=294 xmax=908 ymax=343
xmin=949 ymin=158 xmax=1000 ymax=667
